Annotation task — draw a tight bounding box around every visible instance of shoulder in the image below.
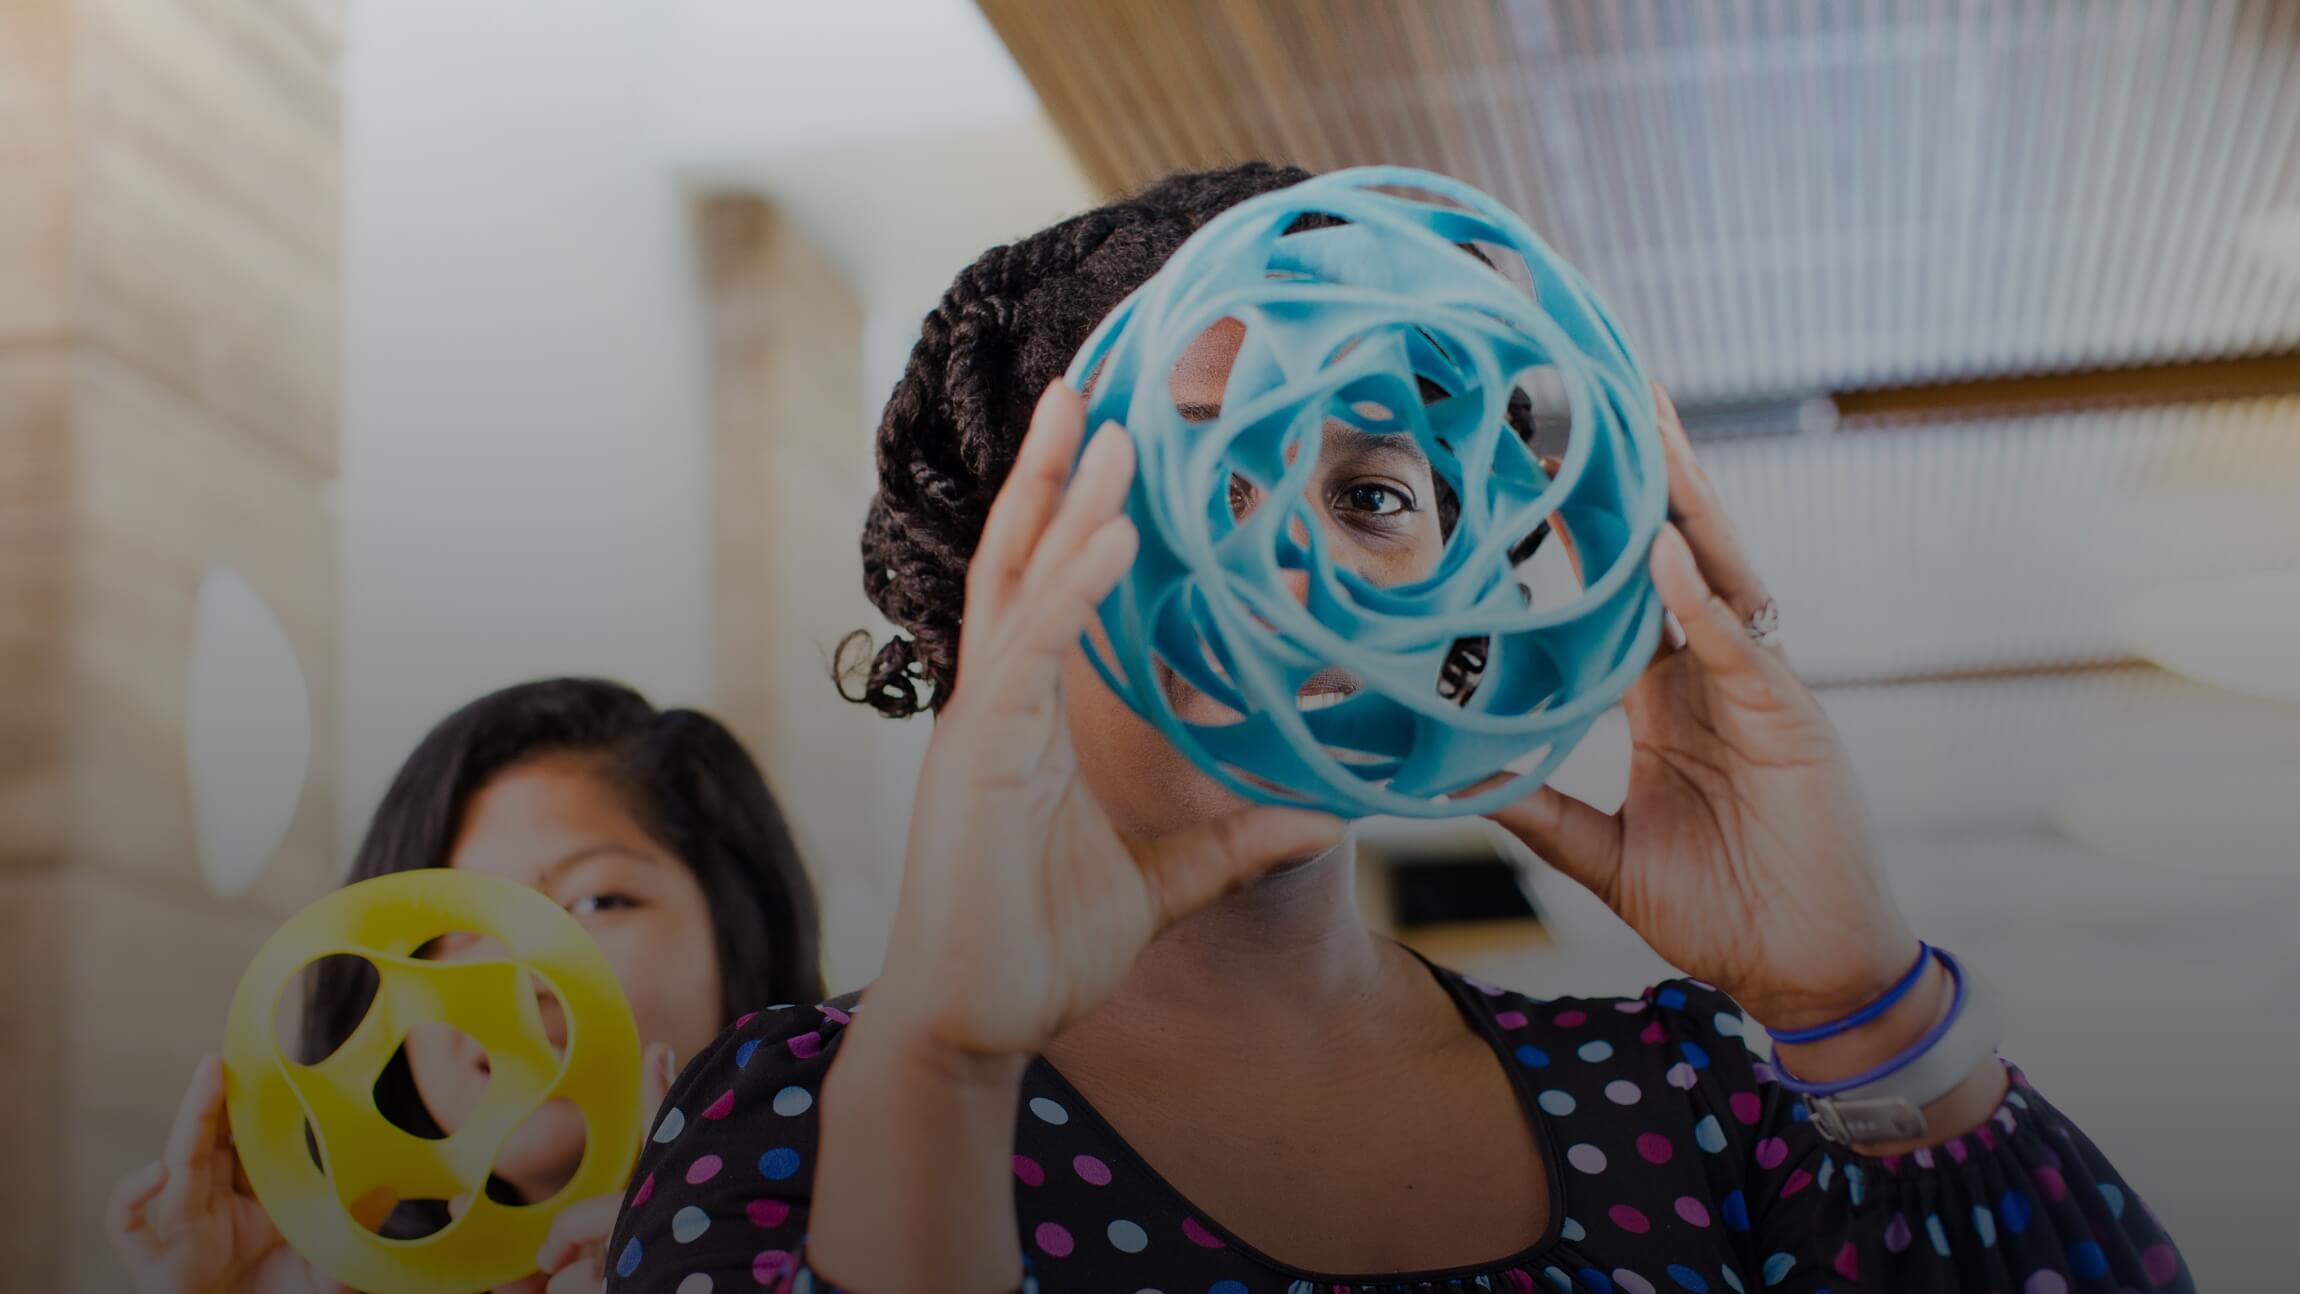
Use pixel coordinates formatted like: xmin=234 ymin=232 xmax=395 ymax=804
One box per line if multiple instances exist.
xmin=1447 ymin=967 xmax=1767 ymax=1087
xmin=637 ymin=991 xmax=864 ymax=1191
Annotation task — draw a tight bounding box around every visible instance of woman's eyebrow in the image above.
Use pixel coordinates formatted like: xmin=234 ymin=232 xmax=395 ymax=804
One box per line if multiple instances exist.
xmin=1179 ymin=402 xmax=1431 ymax=469
xmin=539 ymin=844 xmax=658 ymax=885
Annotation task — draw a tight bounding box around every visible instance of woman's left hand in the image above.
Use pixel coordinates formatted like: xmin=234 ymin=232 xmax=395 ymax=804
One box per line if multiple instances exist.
xmin=513 ymin=1041 xmax=678 ymax=1294
xmin=1487 ymin=384 xmax=1918 ymax=1033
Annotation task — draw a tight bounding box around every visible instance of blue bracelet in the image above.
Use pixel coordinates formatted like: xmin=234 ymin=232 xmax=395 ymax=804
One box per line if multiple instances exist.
xmin=1769 ymin=946 xmax=1966 ymax=1098
xmin=1765 ymin=942 xmax=1934 ymax=1045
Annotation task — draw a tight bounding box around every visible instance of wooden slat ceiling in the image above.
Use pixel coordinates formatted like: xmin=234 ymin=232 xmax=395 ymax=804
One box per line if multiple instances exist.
xmin=979 ymin=0 xmax=2300 ymax=403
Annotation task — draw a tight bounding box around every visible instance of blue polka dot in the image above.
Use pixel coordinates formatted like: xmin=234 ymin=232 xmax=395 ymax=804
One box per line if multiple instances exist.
xmin=1538 ymin=1089 xmax=1577 ymax=1116
xmin=2099 ymin=1182 xmax=2126 ymax=1218
xmin=1761 ymin=1253 xmax=1795 ymax=1287
xmin=1543 ymin=1268 xmax=1574 ymax=1293
xmin=1578 ymin=1040 xmax=1615 ymax=1063
xmin=1925 ymin=1214 xmax=1950 ymax=1257
xmin=1720 ymin=1265 xmax=1746 ymax=1293
xmin=735 ymin=1039 xmax=760 ymax=1069
xmin=1721 ymin=1190 xmax=1750 ymax=1232
xmin=1999 ymin=1190 xmax=2033 ymax=1233
xmin=1971 ymin=1204 xmax=1997 ymax=1248
xmin=1817 ymin=1157 xmax=1835 ymax=1192
xmin=2069 ymin=1241 xmax=2109 ymax=1278
xmin=1516 ymin=1044 xmax=1551 ymax=1068
xmin=758 ymin=1147 xmax=801 ymax=1180
xmin=1680 ymin=1041 xmax=1711 ymax=1069
xmin=1561 ymin=1216 xmax=1587 ymax=1242
xmin=1657 ymin=987 xmax=1688 ymax=1010
xmin=1694 ymin=1114 xmax=1728 ymax=1153
xmin=1789 ymin=1102 xmax=1810 ymax=1122
xmin=1845 ymin=1163 xmax=1865 ymax=1206
xmin=1578 ymin=1269 xmax=1614 ymax=1294
xmin=1667 ymin=1265 xmax=1711 ymax=1292
xmin=1210 ymin=1282 xmax=1250 ymax=1294
xmin=614 ymin=1238 xmax=643 ymax=1278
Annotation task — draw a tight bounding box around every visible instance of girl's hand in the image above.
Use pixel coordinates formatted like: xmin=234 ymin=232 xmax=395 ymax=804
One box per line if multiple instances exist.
xmin=1488 ymin=386 xmax=1919 ymax=1032
xmin=106 ymin=1057 xmax=339 ymax=1294
xmin=524 ymin=1041 xmax=678 ymax=1294
xmin=866 ymin=383 xmax=1346 ymax=1062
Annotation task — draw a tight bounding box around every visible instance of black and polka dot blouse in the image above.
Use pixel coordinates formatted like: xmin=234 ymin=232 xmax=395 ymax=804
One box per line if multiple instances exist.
xmin=604 ymin=962 xmax=2191 ymax=1294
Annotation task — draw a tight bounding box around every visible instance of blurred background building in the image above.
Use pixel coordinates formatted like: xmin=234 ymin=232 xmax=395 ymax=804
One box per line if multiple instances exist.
xmin=4 ymin=0 xmax=2297 ymax=1288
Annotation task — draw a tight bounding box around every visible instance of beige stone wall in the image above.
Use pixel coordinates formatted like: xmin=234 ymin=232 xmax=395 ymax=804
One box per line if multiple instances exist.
xmin=0 ymin=0 xmax=340 ymax=1286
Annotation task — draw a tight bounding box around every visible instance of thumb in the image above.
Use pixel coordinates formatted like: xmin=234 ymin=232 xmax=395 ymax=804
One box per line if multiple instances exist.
xmin=1486 ymin=783 xmax=1624 ymax=905
xmin=1140 ymin=806 xmax=1346 ymax=926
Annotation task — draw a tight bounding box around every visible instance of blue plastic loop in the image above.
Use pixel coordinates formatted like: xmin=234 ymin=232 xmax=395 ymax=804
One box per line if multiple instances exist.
xmin=1064 ymin=166 xmax=1666 ymax=818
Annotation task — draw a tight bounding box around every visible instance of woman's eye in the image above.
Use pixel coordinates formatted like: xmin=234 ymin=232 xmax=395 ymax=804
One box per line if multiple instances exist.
xmin=570 ymin=893 xmax=639 ymax=917
xmin=1339 ymin=483 xmax=1412 ymax=517
xmin=1227 ymin=474 xmax=1258 ymax=518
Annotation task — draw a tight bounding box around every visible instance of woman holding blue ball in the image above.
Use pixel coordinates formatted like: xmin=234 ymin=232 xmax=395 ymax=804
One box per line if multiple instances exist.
xmin=606 ymin=164 xmax=2188 ymax=1294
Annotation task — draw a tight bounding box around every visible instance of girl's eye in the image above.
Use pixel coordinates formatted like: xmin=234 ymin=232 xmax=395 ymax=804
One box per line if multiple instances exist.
xmin=1339 ymin=483 xmax=1412 ymax=517
xmin=570 ymin=893 xmax=639 ymax=917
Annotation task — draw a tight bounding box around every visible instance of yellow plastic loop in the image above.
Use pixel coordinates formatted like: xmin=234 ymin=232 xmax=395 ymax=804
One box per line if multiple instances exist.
xmin=223 ymin=869 xmax=642 ymax=1294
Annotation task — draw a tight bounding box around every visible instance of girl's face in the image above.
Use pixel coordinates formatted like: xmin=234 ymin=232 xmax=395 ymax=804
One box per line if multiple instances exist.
xmin=400 ymin=754 xmax=724 ymax=1201
xmin=1060 ymin=319 xmax=1448 ymax=840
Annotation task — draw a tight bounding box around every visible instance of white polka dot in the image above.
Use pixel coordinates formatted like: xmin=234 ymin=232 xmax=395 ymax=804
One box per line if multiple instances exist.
xmin=1667 ymin=1062 xmax=1699 ymax=1089
xmin=1107 ymin=1219 xmax=1148 ymax=1253
xmin=1028 ymin=1096 xmax=1069 ymax=1126
xmin=1714 ymin=1010 xmax=1745 ymax=1037
xmin=1537 ymin=1089 xmax=1577 ymax=1116
xmin=1605 ymin=1079 xmax=1643 ymax=1105
xmin=675 ymin=1275 xmax=714 ymax=1294
xmin=1614 ymin=1270 xmax=1657 ymax=1294
xmin=772 ymin=1086 xmax=813 ymax=1117
xmin=1567 ymin=1143 xmax=1608 ymax=1174
xmin=1578 ymin=1040 xmax=1615 ymax=1063
xmin=671 ymin=1205 xmax=710 ymax=1243
xmin=651 ymin=1108 xmax=686 ymax=1143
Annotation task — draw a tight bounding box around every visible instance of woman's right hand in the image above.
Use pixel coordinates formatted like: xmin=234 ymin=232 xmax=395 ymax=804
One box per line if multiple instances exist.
xmin=867 ymin=382 xmax=1345 ymax=1063
xmin=107 ymin=1056 xmax=338 ymax=1294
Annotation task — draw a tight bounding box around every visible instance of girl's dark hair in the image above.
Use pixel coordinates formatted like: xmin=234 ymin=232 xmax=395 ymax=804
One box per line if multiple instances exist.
xmin=301 ymin=678 xmax=824 ymax=1219
xmin=841 ymin=161 xmax=1321 ymax=718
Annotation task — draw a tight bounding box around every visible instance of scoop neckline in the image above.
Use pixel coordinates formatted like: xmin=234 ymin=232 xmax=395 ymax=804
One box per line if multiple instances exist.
xmin=1024 ymin=946 xmax=1571 ymax=1286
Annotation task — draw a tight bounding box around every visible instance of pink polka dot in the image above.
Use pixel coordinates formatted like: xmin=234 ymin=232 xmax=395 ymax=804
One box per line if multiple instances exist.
xmin=1636 ymin=1133 xmax=1674 ymax=1164
xmin=2035 ymin=1166 xmax=2068 ymax=1203
xmin=1674 ymin=1196 xmax=1710 ymax=1227
xmin=1780 ymin=1169 xmax=1813 ymax=1199
xmin=752 ymin=1249 xmax=793 ymax=1284
xmin=734 ymin=1011 xmax=757 ymax=1029
xmin=1976 ymin=1125 xmax=1997 ymax=1150
xmin=1505 ymin=1270 xmax=1537 ymax=1293
xmin=1553 ymin=1010 xmax=1587 ymax=1027
xmin=1608 ymin=1204 xmax=1651 ymax=1234
xmin=1011 ymin=1155 xmax=1044 ymax=1187
xmin=1614 ymin=1272 xmax=1656 ymax=1294
xmin=746 ymin=1198 xmax=790 ymax=1229
xmin=1182 ymin=1217 xmax=1225 ymax=1248
xmin=786 ymin=1032 xmax=823 ymax=1060
xmin=2142 ymin=1244 xmax=2182 ymax=1285
xmin=1666 ymin=1062 xmax=1698 ymax=1089
xmin=1034 ymin=1222 xmax=1073 ymax=1258
xmin=1639 ymin=1020 xmax=1666 ymax=1045
xmin=1833 ymin=1242 xmax=1860 ymax=1281
xmin=686 ymin=1154 xmax=724 ymax=1185
xmin=1494 ymin=1010 xmax=1529 ymax=1030
xmin=1616 ymin=999 xmax=1648 ymax=1014
xmin=1072 ymin=1154 xmax=1112 ymax=1186
xmin=1914 ymin=1147 xmax=1935 ymax=1169
xmin=1755 ymin=1137 xmax=1789 ymax=1170
xmin=703 ymin=1090 xmax=736 ymax=1120
xmin=819 ymin=1004 xmax=851 ymax=1024
xmin=1751 ymin=1062 xmax=1778 ymax=1086
xmin=630 ymin=1173 xmax=655 ymax=1208
xmin=1730 ymin=1091 xmax=1763 ymax=1125
xmin=2024 ymin=1272 xmax=2068 ymax=1294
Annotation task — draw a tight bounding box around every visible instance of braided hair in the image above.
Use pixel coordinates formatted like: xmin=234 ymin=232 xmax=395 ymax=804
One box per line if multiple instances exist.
xmin=841 ymin=162 xmax=1321 ymax=717
xmin=840 ymin=161 xmax=1535 ymax=718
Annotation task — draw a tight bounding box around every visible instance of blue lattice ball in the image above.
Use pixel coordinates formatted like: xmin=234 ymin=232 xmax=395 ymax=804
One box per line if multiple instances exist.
xmin=1065 ymin=166 xmax=1666 ymax=818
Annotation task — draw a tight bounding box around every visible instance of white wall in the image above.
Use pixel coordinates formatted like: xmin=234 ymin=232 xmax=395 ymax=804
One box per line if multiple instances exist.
xmin=338 ymin=0 xmax=716 ymax=848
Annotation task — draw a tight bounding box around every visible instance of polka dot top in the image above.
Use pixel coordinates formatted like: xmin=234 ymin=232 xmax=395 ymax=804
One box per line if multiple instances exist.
xmin=604 ymin=964 xmax=2191 ymax=1293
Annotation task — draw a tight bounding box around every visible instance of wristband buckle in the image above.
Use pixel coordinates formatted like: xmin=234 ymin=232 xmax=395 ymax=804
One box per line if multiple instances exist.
xmin=1807 ymin=1095 xmax=1929 ymax=1146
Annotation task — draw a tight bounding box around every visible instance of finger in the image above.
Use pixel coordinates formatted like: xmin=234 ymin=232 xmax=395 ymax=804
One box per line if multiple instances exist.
xmin=980 ymin=515 xmax=1139 ymax=705
xmin=1141 ymin=806 xmax=1348 ymax=926
xmin=535 ymin=1195 xmax=621 ymax=1275
xmin=106 ymin=1162 xmax=168 ymax=1241
xmin=447 ymin=1192 xmax=471 ymax=1219
xmin=1653 ymin=385 xmax=1771 ymax=623
xmin=640 ymin=1042 xmax=677 ymax=1133
xmin=160 ymin=1056 xmax=226 ymax=1215
xmin=544 ymin=1251 xmax=606 ymax=1294
xmin=1018 ymin=421 xmax=1135 ymax=598
xmin=1485 ymin=784 xmax=1625 ymax=903
xmin=963 ymin=383 xmax=1089 ymax=654
xmin=1650 ymin=525 xmax=1790 ymax=709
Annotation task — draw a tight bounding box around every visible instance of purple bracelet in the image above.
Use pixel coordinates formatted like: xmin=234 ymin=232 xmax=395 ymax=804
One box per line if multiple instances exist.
xmin=1769 ymin=946 xmax=1966 ymax=1098
xmin=1765 ymin=941 xmax=1934 ymax=1045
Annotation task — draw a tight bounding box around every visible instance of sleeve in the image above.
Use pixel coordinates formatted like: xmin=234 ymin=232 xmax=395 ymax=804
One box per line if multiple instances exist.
xmin=1649 ymin=980 xmax=2193 ymax=1294
xmin=603 ymin=998 xmax=852 ymax=1294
